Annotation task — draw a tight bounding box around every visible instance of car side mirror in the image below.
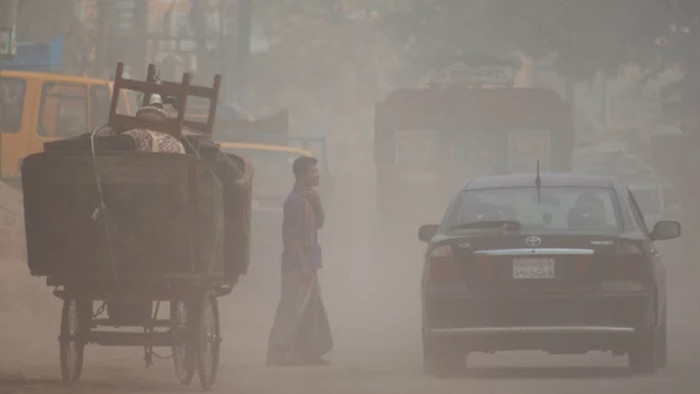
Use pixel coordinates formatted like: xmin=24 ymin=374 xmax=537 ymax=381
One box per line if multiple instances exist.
xmin=418 ymin=224 xmax=439 ymax=243
xmin=651 ymin=221 xmax=681 ymax=241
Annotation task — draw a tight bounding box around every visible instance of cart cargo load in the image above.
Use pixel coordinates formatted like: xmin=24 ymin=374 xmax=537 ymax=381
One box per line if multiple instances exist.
xmin=20 ymin=63 xmax=252 ymax=390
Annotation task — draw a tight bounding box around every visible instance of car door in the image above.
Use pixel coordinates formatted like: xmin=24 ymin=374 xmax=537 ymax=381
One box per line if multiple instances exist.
xmin=627 ymin=189 xmax=666 ymax=327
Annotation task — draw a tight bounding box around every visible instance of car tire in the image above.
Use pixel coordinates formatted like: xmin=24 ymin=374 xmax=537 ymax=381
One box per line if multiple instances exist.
xmin=628 ymin=327 xmax=658 ymax=375
xmin=657 ymin=323 xmax=667 ymax=369
xmin=422 ymin=334 xmax=465 ymax=377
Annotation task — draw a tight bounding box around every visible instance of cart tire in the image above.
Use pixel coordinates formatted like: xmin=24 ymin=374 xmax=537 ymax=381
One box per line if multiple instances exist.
xmin=171 ymin=300 xmax=195 ymax=386
xmin=197 ymin=291 xmax=220 ymax=391
xmin=60 ymin=298 xmax=90 ymax=383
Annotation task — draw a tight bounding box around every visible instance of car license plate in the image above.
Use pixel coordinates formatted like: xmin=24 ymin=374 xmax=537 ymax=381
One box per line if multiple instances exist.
xmin=513 ymin=258 xmax=555 ymax=279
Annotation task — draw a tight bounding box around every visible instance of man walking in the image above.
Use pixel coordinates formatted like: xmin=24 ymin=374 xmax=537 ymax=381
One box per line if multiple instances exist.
xmin=267 ymin=156 xmax=333 ymax=366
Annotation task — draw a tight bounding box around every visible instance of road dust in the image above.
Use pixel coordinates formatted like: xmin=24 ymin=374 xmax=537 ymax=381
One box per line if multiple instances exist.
xmin=4 ymin=1 xmax=700 ymax=392
xmin=2 ymin=157 xmax=699 ymax=394
xmin=0 ymin=150 xmax=418 ymax=386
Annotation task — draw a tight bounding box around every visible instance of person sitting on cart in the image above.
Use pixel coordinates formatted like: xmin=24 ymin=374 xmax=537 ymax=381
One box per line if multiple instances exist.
xmin=267 ymin=156 xmax=333 ymax=366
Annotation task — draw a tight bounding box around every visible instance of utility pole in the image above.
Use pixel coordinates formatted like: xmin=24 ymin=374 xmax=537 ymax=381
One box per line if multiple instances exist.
xmin=96 ymin=0 xmax=114 ymax=79
xmin=189 ymin=0 xmax=207 ymax=83
xmin=0 ymin=0 xmax=19 ymax=177
xmin=237 ymin=0 xmax=252 ymax=61
xmin=133 ymin=0 xmax=150 ymax=79
xmin=232 ymin=0 xmax=252 ymax=104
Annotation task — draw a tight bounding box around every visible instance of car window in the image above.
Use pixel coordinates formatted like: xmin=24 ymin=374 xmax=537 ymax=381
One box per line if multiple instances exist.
xmin=1 ymin=78 xmax=25 ymax=134
xmin=443 ymin=186 xmax=621 ymax=234
xmin=627 ymin=190 xmax=650 ymax=233
xmin=38 ymin=83 xmax=88 ymax=138
xmin=90 ymin=84 xmax=111 ymax=129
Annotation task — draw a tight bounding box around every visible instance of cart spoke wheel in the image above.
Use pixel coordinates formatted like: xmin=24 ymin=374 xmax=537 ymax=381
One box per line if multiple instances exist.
xmin=171 ymin=300 xmax=195 ymax=386
xmin=197 ymin=291 xmax=220 ymax=391
xmin=60 ymin=298 xmax=89 ymax=383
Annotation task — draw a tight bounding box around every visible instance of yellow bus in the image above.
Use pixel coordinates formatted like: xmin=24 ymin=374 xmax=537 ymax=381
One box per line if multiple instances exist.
xmin=0 ymin=70 xmax=138 ymax=178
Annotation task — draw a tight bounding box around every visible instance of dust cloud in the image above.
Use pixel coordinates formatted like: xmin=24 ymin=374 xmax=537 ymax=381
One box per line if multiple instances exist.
xmin=2 ymin=2 xmax=700 ymax=394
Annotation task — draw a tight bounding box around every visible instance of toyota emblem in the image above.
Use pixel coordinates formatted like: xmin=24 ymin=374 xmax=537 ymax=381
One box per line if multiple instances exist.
xmin=525 ymin=236 xmax=542 ymax=247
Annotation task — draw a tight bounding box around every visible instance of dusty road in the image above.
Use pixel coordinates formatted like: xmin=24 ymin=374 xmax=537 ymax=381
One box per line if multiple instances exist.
xmin=2 ymin=171 xmax=700 ymax=394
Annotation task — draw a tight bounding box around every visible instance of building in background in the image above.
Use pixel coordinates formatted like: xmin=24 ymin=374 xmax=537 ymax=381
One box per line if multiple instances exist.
xmin=14 ymin=0 xmax=252 ymax=95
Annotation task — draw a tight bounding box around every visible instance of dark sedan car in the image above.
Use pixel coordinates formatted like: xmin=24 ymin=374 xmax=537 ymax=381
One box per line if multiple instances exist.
xmin=418 ymin=173 xmax=681 ymax=376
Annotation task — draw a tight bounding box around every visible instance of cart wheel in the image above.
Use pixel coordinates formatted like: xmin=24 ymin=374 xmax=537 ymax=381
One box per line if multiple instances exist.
xmin=197 ymin=291 xmax=220 ymax=391
xmin=171 ymin=300 xmax=195 ymax=386
xmin=59 ymin=298 xmax=90 ymax=383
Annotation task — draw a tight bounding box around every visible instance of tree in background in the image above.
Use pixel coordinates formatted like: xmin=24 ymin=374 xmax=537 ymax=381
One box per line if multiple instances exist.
xmin=246 ymin=0 xmax=401 ymax=136
xmin=242 ymin=0 xmax=700 ymax=168
xmin=374 ymin=0 xmax=684 ymax=96
xmin=15 ymin=0 xmax=89 ymax=75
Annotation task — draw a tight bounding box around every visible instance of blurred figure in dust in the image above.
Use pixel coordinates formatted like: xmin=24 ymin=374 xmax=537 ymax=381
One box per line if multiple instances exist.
xmin=267 ymin=156 xmax=333 ymax=366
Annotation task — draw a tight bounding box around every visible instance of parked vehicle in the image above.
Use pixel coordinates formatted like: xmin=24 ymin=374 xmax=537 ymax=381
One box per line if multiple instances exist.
xmin=1 ymin=70 xmax=138 ymax=180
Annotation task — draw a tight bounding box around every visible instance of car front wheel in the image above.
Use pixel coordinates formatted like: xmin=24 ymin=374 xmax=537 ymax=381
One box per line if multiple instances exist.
xmin=656 ymin=323 xmax=667 ymax=369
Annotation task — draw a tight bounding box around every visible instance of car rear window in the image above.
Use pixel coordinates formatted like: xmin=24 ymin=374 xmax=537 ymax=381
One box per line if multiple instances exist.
xmin=443 ymin=186 xmax=621 ymax=234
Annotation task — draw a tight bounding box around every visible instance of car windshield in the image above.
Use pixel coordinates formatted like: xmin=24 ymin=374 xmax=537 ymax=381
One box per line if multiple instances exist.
xmin=442 ymin=186 xmax=622 ymax=234
xmin=393 ymin=128 xmax=552 ymax=179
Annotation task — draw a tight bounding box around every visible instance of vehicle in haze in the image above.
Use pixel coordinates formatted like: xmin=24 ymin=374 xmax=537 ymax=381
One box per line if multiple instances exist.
xmin=571 ymin=145 xmax=680 ymax=224
xmin=628 ymin=180 xmax=681 ymax=225
xmin=574 ymin=151 xmax=657 ymax=179
xmin=0 ymin=70 xmax=138 ymax=181
xmin=650 ymin=132 xmax=699 ymax=213
xmin=418 ymin=173 xmax=680 ymax=376
xmin=573 ymin=141 xmax=631 ymax=160
xmin=218 ymin=141 xmax=314 ymax=216
xmin=219 ymin=133 xmax=333 ymax=203
xmin=374 ymin=64 xmax=574 ymax=223
xmin=190 ymin=98 xmax=335 ymax=203
xmin=217 ymin=141 xmax=328 ymax=278
xmin=220 ymin=133 xmax=329 ymax=174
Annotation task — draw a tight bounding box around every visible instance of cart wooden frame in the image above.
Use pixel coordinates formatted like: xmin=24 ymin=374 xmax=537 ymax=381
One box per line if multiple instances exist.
xmin=21 ymin=63 xmax=252 ymax=391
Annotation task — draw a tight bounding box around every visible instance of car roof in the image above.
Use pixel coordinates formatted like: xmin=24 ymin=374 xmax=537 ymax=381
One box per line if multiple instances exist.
xmin=463 ymin=173 xmax=617 ymax=190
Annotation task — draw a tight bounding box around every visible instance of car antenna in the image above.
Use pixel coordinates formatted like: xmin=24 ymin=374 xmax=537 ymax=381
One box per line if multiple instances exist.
xmin=535 ymin=159 xmax=542 ymax=204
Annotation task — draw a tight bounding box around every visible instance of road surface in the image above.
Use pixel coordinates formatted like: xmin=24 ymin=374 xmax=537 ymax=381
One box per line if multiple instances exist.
xmin=1 ymin=172 xmax=699 ymax=394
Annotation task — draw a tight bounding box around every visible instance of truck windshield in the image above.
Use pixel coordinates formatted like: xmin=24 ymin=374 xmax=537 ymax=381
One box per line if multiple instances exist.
xmin=392 ymin=128 xmax=551 ymax=178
